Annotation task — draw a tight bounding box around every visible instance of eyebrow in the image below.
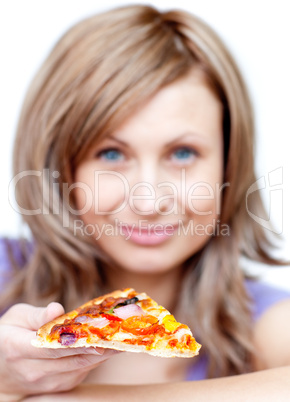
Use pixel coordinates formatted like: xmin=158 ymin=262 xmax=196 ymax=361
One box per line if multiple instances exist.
xmin=106 ymin=132 xmax=210 ymax=147
xmin=104 ymin=135 xmax=127 ymax=146
xmin=164 ymin=132 xmax=210 ymax=147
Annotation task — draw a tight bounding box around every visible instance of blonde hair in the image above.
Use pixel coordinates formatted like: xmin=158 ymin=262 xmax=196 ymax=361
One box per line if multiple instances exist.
xmin=2 ymin=4 xmax=284 ymax=377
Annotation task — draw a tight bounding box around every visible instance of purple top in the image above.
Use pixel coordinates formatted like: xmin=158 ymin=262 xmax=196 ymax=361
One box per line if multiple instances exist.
xmin=0 ymin=238 xmax=32 ymax=290
xmin=1 ymin=239 xmax=290 ymax=381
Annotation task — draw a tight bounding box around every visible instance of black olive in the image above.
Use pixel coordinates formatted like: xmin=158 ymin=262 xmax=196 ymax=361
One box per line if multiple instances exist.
xmin=123 ymin=297 xmax=139 ymax=305
xmin=115 ymin=297 xmax=138 ymax=309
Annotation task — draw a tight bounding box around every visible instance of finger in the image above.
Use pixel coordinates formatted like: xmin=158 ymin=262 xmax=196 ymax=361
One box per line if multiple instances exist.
xmin=30 ymin=343 xmax=106 ymax=359
xmin=16 ymin=348 xmax=118 ymax=378
xmin=9 ymin=363 xmax=91 ymax=397
xmin=1 ymin=303 xmax=65 ymax=331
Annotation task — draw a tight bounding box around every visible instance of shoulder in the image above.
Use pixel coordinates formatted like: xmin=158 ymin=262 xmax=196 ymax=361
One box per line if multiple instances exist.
xmin=253 ymin=298 xmax=290 ymax=370
xmin=246 ymin=279 xmax=290 ymax=370
xmin=245 ymin=278 xmax=290 ymax=322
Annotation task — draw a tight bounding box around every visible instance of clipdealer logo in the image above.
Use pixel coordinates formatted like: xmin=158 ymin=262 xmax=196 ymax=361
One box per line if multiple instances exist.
xmin=8 ymin=167 xmax=284 ymax=234
xmin=8 ymin=169 xmax=229 ymax=225
xmin=246 ymin=167 xmax=283 ymax=234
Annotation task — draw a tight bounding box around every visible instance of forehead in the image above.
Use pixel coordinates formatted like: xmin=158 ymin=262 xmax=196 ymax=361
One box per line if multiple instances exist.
xmin=110 ymin=71 xmax=223 ymax=145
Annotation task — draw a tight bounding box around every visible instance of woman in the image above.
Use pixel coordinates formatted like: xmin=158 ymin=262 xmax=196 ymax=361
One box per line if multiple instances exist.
xmin=1 ymin=5 xmax=290 ymax=400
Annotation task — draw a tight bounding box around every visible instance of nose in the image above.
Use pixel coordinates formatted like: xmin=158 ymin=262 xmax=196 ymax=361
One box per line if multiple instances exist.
xmin=129 ymin=166 xmax=173 ymax=216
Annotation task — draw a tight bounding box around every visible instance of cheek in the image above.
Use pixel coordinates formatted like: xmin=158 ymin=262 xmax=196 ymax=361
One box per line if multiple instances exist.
xmin=95 ymin=172 xmax=129 ymax=214
xmin=75 ymin=168 xmax=129 ymax=215
xmin=179 ymin=162 xmax=223 ymax=217
xmin=185 ymin=184 xmax=221 ymax=215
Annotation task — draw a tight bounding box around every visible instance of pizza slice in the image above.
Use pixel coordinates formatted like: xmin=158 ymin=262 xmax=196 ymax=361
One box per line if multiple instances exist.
xmin=32 ymin=288 xmax=201 ymax=358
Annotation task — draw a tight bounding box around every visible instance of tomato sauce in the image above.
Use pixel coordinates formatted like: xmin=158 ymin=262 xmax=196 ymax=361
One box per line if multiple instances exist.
xmin=89 ymin=321 xmax=120 ymax=338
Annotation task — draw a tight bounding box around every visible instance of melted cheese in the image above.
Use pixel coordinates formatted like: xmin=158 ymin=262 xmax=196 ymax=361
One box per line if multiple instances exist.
xmin=111 ymin=331 xmax=135 ymax=341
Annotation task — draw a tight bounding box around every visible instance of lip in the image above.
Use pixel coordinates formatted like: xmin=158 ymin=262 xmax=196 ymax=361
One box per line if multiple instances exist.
xmin=120 ymin=224 xmax=178 ymax=246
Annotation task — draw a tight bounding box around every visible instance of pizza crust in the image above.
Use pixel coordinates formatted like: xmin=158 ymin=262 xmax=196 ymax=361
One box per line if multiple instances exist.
xmin=32 ymin=337 xmax=198 ymax=358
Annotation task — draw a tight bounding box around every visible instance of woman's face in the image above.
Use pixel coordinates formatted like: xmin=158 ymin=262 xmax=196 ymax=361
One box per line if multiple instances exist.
xmin=75 ymin=71 xmax=224 ymax=275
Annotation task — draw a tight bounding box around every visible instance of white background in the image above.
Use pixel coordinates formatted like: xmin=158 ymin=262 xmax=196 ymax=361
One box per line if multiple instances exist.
xmin=0 ymin=0 xmax=289 ymax=287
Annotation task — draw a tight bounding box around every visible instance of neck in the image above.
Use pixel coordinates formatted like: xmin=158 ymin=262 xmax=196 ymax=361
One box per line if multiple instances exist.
xmin=103 ymin=264 xmax=184 ymax=314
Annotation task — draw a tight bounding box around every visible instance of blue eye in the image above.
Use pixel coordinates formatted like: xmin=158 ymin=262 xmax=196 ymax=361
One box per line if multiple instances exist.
xmin=97 ymin=148 xmax=124 ymax=161
xmin=171 ymin=147 xmax=196 ymax=162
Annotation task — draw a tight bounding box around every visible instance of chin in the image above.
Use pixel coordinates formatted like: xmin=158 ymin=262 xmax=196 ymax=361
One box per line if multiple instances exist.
xmin=115 ymin=258 xmax=180 ymax=276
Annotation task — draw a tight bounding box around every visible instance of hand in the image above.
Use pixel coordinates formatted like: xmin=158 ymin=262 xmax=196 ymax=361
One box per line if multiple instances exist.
xmin=0 ymin=303 xmax=116 ymax=400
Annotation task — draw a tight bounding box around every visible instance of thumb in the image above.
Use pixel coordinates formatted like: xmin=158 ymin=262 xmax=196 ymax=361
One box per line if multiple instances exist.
xmin=38 ymin=302 xmax=65 ymax=328
xmin=1 ymin=302 xmax=65 ymax=330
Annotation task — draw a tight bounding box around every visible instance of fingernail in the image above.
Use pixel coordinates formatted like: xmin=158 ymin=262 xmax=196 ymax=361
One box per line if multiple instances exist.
xmin=91 ymin=347 xmax=105 ymax=355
